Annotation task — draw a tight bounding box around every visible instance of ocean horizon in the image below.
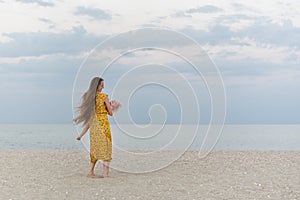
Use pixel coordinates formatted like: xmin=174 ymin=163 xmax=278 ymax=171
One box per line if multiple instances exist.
xmin=0 ymin=124 xmax=299 ymax=150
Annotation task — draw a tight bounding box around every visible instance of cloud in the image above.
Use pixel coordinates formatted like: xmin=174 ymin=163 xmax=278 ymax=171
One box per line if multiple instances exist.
xmin=217 ymin=14 xmax=254 ymax=27
xmin=0 ymin=54 xmax=79 ymax=75
xmin=230 ymin=2 xmax=257 ymax=12
xmin=38 ymin=17 xmax=55 ymax=28
xmin=179 ymin=24 xmax=232 ymax=45
xmin=238 ymin=19 xmax=300 ymax=49
xmin=15 ymin=0 xmax=55 ymax=7
xmin=178 ymin=16 xmax=300 ymax=61
xmin=74 ymin=6 xmax=111 ymax=21
xmin=186 ymin=5 xmax=223 ymax=14
xmin=0 ymin=26 xmax=106 ymax=57
xmin=38 ymin=17 xmax=52 ymax=24
xmin=172 ymin=11 xmax=192 ymax=18
xmin=204 ymin=41 xmax=300 ymax=66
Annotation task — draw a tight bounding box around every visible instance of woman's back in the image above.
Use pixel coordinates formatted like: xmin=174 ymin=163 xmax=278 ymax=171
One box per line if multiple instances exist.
xmin=95 ymin=92 xmax=108 ymax=115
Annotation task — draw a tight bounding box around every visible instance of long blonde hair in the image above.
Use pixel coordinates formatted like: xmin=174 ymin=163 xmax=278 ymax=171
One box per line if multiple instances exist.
xmin=74 ymin=77 xmax=103 ymax=126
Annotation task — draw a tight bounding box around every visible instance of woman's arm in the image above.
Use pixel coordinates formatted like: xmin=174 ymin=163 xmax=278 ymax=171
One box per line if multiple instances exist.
xmin=104 ymin=97 xmax=113 ymax=116
xmin=76 ymin=124 xmax=89 ymax=140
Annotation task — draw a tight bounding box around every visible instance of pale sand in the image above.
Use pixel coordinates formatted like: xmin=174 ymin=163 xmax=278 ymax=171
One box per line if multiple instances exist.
xmin=0 ymin=150 xmax=299 ymax=200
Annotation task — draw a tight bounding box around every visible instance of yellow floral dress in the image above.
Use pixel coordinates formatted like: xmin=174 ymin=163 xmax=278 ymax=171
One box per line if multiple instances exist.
xmin=89 ymin=92 xmax=112 ymax=162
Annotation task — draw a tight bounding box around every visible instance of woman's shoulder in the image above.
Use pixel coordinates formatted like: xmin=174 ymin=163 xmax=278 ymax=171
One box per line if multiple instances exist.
xmin=99 ymin=93 xmax=108 ymax=98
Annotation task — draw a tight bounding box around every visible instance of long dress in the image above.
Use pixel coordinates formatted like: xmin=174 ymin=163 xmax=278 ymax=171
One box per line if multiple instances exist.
xmin=89 ymin=92 xmax=112 ymax=162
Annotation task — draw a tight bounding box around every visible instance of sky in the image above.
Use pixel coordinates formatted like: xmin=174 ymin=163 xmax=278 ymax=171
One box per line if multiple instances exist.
xmin=0 ymin=0 xmax=299 ymax=124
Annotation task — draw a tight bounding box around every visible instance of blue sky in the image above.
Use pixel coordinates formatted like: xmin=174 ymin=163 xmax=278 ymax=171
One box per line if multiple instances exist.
xmin=0 ymin=0 xmax=299 ymax=124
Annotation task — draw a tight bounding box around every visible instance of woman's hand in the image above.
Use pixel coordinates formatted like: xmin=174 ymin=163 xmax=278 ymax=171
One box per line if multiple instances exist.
xmin=110 ymin=100 xmax=121 ymax=113
xmin=104 ymin=97 xmax=113 ymax=116
xmin=76 ymin=124 xmax=89 ymax=141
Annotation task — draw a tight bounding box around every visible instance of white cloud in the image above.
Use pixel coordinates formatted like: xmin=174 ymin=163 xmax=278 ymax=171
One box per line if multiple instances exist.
xmin=15 ymin=0 xmax=55 ymax=7
xmin=74 ymin=6 xmax=111 ymax=21
xmin=186 ymin=5 xmax=223 ymax=13
xmin=0 ymin=26 xmax=105 ymax=57
xmin=203 ymin=38 xmax=300 ymax=65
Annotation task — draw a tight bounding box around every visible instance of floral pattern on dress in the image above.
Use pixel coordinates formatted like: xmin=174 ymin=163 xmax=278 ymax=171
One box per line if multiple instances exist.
xmin=89 ymin=92 xmax=112 ymax=162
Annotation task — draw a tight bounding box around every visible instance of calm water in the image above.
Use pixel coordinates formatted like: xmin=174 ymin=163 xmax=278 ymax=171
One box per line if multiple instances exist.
xmin=0 ymin=124 xmax=299 ymax=150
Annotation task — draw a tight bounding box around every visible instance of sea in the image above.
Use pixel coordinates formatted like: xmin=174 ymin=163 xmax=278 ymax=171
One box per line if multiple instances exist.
xmin=0 ymin=124 xmax=299 ymax=150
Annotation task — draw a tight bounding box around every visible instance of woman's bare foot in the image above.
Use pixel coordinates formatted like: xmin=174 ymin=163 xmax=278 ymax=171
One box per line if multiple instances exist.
xmin=87 ymin=173 xmax=103 ymax=178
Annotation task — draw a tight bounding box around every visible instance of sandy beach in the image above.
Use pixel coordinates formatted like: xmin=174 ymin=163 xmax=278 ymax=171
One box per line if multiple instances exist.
xmin=0 ymin=150 xmax=299 ymax=199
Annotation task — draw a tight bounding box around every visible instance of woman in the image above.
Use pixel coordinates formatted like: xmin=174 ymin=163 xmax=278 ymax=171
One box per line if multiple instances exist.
xmin=74 ymin=77 xmax=113 ymax=178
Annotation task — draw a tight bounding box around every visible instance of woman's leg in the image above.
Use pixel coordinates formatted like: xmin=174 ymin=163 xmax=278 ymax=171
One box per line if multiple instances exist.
xmin=88 ymin=161 xmax=97 ymax=175
xmin=103 ymin=160 xmax=110 ymax=177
